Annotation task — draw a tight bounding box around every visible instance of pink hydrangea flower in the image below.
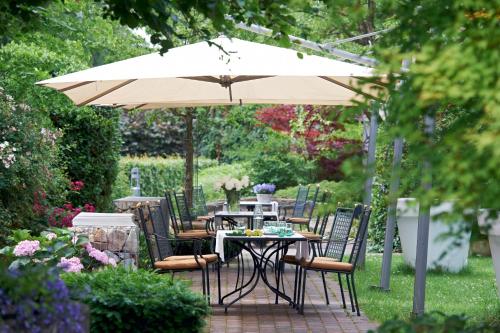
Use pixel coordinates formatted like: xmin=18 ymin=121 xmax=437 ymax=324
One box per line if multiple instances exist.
xmin=86 ymin=244 xmax=108 ymax=265
xmin=45 ymin=232 xmax=57 ymax=241
xmin=58 ymin=257 xmax=84 ymax=273
xmin=13 ymin=240 xmax=40 ymax=256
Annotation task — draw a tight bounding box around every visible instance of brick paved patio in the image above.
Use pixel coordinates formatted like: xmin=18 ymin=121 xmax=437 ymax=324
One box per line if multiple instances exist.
xmin=181 ymin=252 xmax=378 ymax=333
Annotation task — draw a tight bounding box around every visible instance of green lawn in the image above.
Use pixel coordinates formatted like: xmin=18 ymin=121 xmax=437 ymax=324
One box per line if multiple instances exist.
xmin=352 ymin=254 xmax=500 ymax=325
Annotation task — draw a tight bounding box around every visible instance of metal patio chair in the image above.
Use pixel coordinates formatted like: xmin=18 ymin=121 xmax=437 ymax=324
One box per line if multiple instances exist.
xmin=286 ymin=185 xmax=320 ymax=231
xmin=139 ymin=203 xmax=221 ymax=303
xmin=299 ymin=205 xmax=372 ymax=316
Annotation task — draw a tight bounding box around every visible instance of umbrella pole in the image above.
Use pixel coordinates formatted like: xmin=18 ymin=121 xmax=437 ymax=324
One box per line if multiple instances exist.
xmin=378 ymin=137 xmax=404 ymax=291
xmin=412 ymin=114 xmax=435 ymax=316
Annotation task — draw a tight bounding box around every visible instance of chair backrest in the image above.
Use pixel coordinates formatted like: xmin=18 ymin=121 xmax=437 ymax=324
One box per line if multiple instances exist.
xmin=311 ymin=192 xmax=330 ymax=235
xmin=193 ymin=185 xmax=209 ymax=216
xmin=348 ymin=206 xmax=372 ymax=266
xmin=138 ymin=206 xmax=156 ymax=267
xmin=324 ymin=204 xmax=363 ymax=261
xmin=165 ymin=191 xmax=182 ymax=234
xmin=292 ymin=185 xmax=310 ymax=217
xmin=174 ymin=191 xmax=194 ymax=231
xmin=305 ymin=185 xmax=320 ymax=219
xmin=148 ymin=202 xmax=174 ymax=260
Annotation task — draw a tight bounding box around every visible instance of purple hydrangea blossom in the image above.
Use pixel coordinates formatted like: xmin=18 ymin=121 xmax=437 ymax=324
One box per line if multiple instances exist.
xmin=57 ymin=257 xmax=84 ymax=273
xmin=253 ymin=183 xmax=276 ymax=194
xmin=13 ymin=240 xmax=40 ymax=256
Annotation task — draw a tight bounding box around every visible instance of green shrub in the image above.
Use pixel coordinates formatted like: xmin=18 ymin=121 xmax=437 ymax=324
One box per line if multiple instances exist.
xmin=113 ymin=156 xmax=218 ymax=198
xmin=368 ymin=182 xmax=401 ymax=253
xmin=62 ymin=268 xmax=210 ymax=333
xmin=51 ymin=107 xmax=121 ymax=211
xmin=370 ymin=311 xmax=500 ymax=333
xmin=275 ymin=180 xmax=363 ymax=210
xmin=251 ymin=153 xmax=316 ymax=189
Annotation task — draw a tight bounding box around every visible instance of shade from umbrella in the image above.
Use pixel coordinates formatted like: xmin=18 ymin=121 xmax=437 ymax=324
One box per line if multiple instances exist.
xmin=37 ymin=36 xmax=380 ymax=109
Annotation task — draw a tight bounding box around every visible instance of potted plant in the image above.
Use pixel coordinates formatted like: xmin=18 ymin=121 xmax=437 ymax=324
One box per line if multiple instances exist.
xmin=396 ymin=198 xmax=471 ymax=272
xmin=214 ymin=176 xmax=250 ymax=212
xmin=477 ymin=209 xmax=500 ymax=298
xmin=253 ymin=183 xmax=276 ymax=203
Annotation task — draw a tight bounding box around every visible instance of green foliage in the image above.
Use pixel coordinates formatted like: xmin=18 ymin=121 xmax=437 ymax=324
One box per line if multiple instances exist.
xmin=251 ymin=153 xmax=316 ymax=190
xmin=197 ymin=162 xmax=252 ymax=201
xmin=0 ymin=228 xmax=113 ymax=272
xmin=368 ymin=182 xmax=401 ymax=253
xmin=113 ymin=156 xmax=218 ymax=198
xmin=120 ymin=109 xmax=185 ymax=156
xmin=0 ymin=89 xmax=67 ymax=245
xmin=50 ymin=107 xmax=122 ymax=211
xmin=275 ymin=180 xmax=363 ymax=211
xmin=371 ymin=311 xmax=500 ymax=333
xmin=355 ymin=255 xmax=500 ymax=325
xmin=62 ymin=268 xmax=210 ymax=333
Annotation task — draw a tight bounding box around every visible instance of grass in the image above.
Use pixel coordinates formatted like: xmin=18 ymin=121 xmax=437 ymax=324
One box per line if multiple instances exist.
xmin=353 ymin=254 xmax=500 ymax=325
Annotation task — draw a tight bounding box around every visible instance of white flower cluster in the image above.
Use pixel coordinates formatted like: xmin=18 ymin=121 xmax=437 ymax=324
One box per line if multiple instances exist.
xmin=214 ymin=175 xmax=250 ymax=192
xmin=0 ymin=141 xmax=16 ymax=169
xmin=41 ymin=128 xmax=62 ymax=146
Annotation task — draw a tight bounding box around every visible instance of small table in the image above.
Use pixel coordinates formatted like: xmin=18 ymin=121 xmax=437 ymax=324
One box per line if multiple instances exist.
xmin=215 ymin=230 xmax=308 ymax=311
xmin=214 ymin=211 xmax=279 ymax=229
xmin=113 ymin=196 xmax=164 ymax=211
xmin=236 ymin=201 xmax=279 ymax=211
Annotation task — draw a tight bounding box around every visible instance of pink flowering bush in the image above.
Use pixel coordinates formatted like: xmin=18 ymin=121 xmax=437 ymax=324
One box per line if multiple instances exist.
xmin=58 ymin=257 xmax=84 ymax=273
xmin=13 ymin=240 xmax=40 ymax=256
xmin=0 ymin=228 xmax=115 ymax=273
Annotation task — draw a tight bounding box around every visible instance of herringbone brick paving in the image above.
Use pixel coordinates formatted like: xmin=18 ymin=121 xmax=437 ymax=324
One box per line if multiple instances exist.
xmin=180 ymin=252 xmax=378 ymax=333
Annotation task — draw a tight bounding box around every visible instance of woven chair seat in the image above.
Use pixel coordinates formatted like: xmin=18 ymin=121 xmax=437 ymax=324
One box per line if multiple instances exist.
xmin=300 ymin=257 xmax=352 ymax=272
xmin=154 ymin=258 xmax=207 ymax=270
xmin=163 ymin=254 xmax=218 ymax=263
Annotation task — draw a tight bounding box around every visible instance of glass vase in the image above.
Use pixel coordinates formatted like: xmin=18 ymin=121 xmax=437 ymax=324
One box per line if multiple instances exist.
xmin=226 ymin=190 xmax=240 ymax=213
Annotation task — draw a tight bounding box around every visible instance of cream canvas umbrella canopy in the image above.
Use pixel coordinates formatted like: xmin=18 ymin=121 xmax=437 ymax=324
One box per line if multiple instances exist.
xmin=37 ymin=36 xmax=378 ymax=109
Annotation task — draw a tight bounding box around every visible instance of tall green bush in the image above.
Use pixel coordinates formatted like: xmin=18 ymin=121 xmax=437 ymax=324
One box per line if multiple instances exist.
xmin=0 ymin=89 xmax=66 ymax=245
xmin=50 ymin=107 xmax=121 ymax=211
xmin=63 ymin=268 xmax=210 ymax=333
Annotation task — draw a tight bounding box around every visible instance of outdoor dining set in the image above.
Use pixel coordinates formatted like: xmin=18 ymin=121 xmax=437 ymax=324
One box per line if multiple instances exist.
xmin=135 ymin=185 xmax=372 ymax=316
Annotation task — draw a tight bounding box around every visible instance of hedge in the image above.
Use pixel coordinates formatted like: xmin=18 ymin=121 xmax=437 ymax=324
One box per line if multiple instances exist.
xmin=112 ymin=156 xmax=218 ymax=198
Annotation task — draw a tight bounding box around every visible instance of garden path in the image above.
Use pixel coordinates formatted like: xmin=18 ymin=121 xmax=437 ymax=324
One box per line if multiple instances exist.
xmin=182 ymin=252 xmax=378 ymax=333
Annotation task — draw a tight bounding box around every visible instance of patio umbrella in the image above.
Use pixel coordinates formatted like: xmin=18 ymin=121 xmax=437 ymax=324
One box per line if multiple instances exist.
xmin=36 ymin=36 xmax=379 ymax=108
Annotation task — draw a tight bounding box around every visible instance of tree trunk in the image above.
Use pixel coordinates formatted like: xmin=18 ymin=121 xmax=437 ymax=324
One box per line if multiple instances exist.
xmin=357 ymin=0 xmax=376 ymax=45
xmin=184 ymin=108 xmax=194 ymax=207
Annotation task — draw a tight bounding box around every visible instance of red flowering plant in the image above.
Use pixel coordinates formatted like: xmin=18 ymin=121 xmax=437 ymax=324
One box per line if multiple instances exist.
xmin=47 ymin=180 xmax=96 ymax=228
xmin=256 ymin=105 xmax=363 ymax=180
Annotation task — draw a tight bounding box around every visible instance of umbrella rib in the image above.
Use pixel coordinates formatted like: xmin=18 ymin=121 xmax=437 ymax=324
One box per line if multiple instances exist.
xmin=319 ymin=76 xmax=380 ymax=101
xmin=76 ymin=79 xmax=137 ymax=107
xmin=231 ymin=75 xmax=274 ymax=83
xmin=57 ymin=81 xmax=95 ymax=92
xmin=179 ymin=76 xmax=221 ymax=83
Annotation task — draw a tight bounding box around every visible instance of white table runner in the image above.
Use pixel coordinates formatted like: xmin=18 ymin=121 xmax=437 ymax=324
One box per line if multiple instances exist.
xmin=215 ymin=230 xmax=309 ymax=262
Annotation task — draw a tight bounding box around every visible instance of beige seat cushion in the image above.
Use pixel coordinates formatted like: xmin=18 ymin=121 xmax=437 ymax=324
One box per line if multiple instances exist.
xmin=196 ymin=215 xmax=213 ymax=221
xmin=297 ymin=231 xmax=322 ymax=240
xmin=164 ymin=254 xmax=218 ymax=263
xmin=191 ymin=221 xmax=208 ymax=230
xmin=287 ymin=217 xmax=309 ymax=224
xmin=154 ymin=258 xmax=207 ymax=270
xmin=176 ymin=230 xmax=214 ymax=239
xmin=301 ymin=257 xmax=352 ymax=272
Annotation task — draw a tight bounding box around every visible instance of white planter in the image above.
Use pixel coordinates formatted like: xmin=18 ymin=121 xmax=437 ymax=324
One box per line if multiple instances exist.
xmin=256 ymin=193 xmax=273 ymax=203
xmin=478 ymin=210 xmax=500 ymax=298
xmin=396 ymin=198 xmax=471 ymax=272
